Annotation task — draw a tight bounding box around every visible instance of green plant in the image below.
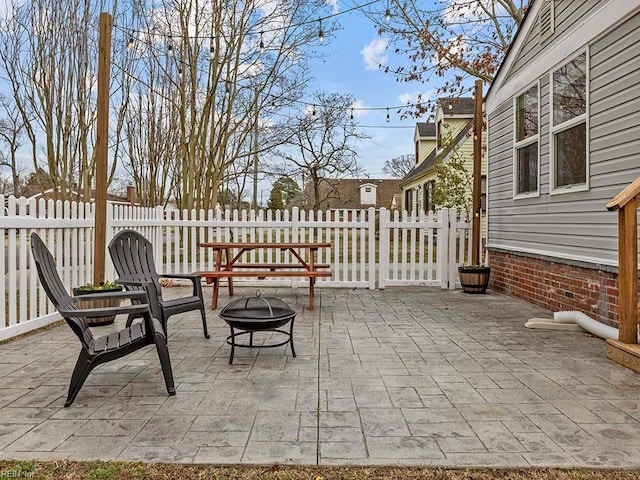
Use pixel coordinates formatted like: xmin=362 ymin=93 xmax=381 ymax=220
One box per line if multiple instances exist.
xmin=87 ymin=461 xmax=120 ymax=480
xmin=458 ymin=264 xmax=489 ymax=271
xmin=74 ymin=280 xmax=121 ymax=291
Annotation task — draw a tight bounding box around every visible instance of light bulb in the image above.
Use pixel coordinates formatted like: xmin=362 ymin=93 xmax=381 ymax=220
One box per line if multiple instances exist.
xmin=127 ymin=38 xmax=134 ymax=49
xmin=318 ymin=19 xmax=324 ymax=44
xmin=386 ymin=108 xmax=390 ymax=123
xmin=385 ymin=7 xmax=391 ymax=23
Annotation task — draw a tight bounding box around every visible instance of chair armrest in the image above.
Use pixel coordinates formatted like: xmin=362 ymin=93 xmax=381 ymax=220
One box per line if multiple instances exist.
xmin=115 ymin=278 xmax=156 ymax=289
xmin=59 ymin=302 xmax=151 ymax=319
xmin=70 ymin=290 xmax=148 ymax=302
xmin=159 ymin=273 xmax=201 ymax=282
xmin=157 ymin=273 xmax=203 ymax=298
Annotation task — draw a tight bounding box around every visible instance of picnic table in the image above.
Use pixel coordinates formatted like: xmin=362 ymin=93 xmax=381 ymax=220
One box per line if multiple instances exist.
xmin=194 ymin=242 xmax=332 ymax=310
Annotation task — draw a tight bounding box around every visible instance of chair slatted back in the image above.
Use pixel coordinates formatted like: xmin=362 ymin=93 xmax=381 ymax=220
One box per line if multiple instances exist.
xmin=109 ymin=230 xmax=163 ymax=300
xmin=30 ymin=233 xmax=94 ymax=347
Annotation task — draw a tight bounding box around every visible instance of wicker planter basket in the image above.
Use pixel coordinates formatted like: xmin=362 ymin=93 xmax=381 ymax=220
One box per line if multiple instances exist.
xmin=72 ymin=286 xmax=123 ymax=326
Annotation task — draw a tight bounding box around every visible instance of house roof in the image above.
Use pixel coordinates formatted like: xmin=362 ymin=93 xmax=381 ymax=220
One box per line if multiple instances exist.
xmin=416 ymin=122 xmax=436 ymax=137
xmin=438 ymin=97 xmax=475 ymax=116
xmin=484 ymin=0 xmax=537 ymax=106
xmin=296 ymin=178 xmax=403 ymax=210
xmin=28 ymin=187 xmax=133 ymax=205
xmin=400 ymin=119 xmax=474 ymax=187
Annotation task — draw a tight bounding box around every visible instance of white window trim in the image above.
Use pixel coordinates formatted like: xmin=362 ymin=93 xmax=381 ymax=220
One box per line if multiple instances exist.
xmin=549 ymin=48 xmax=590 ymax=195
xmin=512 ymin=80 xmax=541 ymax=199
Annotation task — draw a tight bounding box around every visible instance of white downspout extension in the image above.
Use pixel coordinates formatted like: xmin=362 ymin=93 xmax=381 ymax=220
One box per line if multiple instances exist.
xmin=526 ymin=311 xmax=639 ymax=342
xmin=552 ymin=311 xmax=620 ymax=340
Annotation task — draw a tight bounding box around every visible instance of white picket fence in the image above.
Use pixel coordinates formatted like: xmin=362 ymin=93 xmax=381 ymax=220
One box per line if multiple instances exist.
xmin=0 ymin=195 xmax=479 ymax=340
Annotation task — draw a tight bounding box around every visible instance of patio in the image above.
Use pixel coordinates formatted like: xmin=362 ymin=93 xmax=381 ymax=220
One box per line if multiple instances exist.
xmin=1 ymin=286 xmax=640 ymax=468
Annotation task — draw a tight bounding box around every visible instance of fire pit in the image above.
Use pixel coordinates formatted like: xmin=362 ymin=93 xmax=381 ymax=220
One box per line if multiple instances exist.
xmin=218 ymin=293 xmax=296 ymax=364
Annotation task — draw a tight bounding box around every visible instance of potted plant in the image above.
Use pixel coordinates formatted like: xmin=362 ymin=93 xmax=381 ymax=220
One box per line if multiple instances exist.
xmin=72 ymin=281 xmax=123 ymax=325
xmin=457 ymin=264 xmax=491 ymax=294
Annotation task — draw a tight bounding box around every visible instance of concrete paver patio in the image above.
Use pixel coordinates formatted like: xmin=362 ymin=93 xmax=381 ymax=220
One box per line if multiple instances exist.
xmin=1 ymin=286 xmax=640 ymax=467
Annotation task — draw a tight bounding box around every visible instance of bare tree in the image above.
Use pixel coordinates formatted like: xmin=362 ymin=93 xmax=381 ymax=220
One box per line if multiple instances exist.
xmin=367 ymin=0 xmax=528 ymax=111
xmin=273 ymin=92 xmax=370 ymax=211
xmin=0 ymin=0 xmax=130 ymax=201
xmin=0 ymin=95 xmax=26 ymax=195
xmin=120 ymin=0 xmax=331 ymax=211
xmin=383 ymin=153 xmax=415 ymax=178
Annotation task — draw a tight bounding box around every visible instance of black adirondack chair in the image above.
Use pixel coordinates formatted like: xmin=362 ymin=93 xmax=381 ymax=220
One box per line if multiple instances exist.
xmin=30 ymin=233 xmax=175 ymax=407
xmin=108 ymin=229 xmax=209 ymax=339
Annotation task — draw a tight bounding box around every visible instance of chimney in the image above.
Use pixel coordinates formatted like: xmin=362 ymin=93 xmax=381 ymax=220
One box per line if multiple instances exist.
xmin=126 ymin=185 xmax=136 ymax=206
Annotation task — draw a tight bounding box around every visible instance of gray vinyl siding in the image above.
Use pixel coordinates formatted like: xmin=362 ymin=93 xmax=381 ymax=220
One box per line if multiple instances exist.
xmin=488 ymin=9 xmax=640 ymax=266
xmin=509 ymin=0 xmax=602 ymax=79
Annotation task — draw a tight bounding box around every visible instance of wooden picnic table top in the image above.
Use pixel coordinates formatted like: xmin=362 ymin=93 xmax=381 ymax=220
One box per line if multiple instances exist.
xmin=199 ymin=242 xmax=332 ymax=249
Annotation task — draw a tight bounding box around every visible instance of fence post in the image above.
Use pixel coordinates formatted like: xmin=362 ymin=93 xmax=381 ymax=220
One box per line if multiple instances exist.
xmin=292 ymin=207 xmax=299 ymax=243
xmin=105 ymin=202 xmax=115 ymax=280
xmin=378 ymin=208 xmax=389 ymax=289
xmin=368 ymin=207 xmax=376 ymax=289
xmin=448 ymin=208 xmax=458 ymax=290
xmin=437 ymin=208 xmax=449 ymax=289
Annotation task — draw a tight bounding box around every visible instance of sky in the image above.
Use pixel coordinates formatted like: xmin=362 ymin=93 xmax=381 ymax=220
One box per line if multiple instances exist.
xmin=304 ymin=1 xmax=433 ymax=179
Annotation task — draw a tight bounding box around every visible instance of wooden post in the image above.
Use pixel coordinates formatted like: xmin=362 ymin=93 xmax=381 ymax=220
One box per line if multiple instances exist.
xmin=471 ymin=79 xmax=483 ymax=266
xmin=617 ymin=200 xmax=638 ymax=344
xmin=94 ymin=12 xmax=112 ymax=285
xmin=606 ymin=176 xmax=640 ymax=371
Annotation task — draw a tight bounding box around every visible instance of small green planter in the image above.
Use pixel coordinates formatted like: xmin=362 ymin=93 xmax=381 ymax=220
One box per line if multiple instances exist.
xmin=72 ymin=284 xmax=123 ymax=326
xmin=458 ymin=266 xmax=490 ymax=294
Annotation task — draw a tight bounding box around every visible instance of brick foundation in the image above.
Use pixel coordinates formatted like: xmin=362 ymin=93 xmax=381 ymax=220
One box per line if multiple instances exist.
xmin=488 ymin=249 xmax=638 ymax=328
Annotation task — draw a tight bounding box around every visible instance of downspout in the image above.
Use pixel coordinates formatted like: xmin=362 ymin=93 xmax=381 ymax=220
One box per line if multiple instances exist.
xmin=526 ymin=311 xmax=639 ymax=342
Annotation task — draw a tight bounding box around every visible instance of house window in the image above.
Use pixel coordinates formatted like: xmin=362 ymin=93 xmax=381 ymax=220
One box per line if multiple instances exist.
xmin=513 ymin=83 xmax=539 ymax=196
xmin=404 ymin=189 xmax=413 ymax=213
xmin=365 ymin=187 xmax=371 ymax=193
xmin=551 ymin=51 xmax=588 ymax=191
xmin=422 ymin=182 xmax=429 ymax=212
xmin=436 ymin=119 xmax=443 ymax=149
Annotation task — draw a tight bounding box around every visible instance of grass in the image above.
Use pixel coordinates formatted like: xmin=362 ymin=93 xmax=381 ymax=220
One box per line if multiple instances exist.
xmin=0 ymin=461 xmax=639 ymax=480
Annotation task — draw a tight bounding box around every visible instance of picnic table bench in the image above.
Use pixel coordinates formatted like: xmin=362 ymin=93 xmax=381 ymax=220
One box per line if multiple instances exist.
xmin=195 ymin=242 xmax=332 ymax=310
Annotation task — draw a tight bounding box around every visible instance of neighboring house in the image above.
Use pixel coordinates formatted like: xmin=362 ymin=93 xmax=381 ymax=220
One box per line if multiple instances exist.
xmin=400 ymin=97 xmax=487 ymax=214
xmin=485 ymin=0 xmax=640 ymax=326
xmin=295 ymin=178 xmax=402 ymax=214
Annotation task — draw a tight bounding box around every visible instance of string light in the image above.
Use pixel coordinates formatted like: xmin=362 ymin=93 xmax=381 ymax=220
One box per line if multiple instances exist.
xmin=385 ymin=2 xmax=391 ymax=23
xmin=259 ymin=31 xmax=265 ymax=53
xmin=110 ymin=23 xmax=476 ymax=118
xmin=209 ymin=37 xmax=215 ymax=60
xmin=127 ymin=37 xmax=134 ymax=49
xmin=178 ymin=68 xmax=183 ymax=80
xmin=318 ymin=18 xmax=324 ymax=44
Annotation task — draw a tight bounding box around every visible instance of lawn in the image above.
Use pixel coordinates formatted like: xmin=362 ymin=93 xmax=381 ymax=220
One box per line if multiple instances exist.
xmin=0 ymin=461 xmax=639 ymax=480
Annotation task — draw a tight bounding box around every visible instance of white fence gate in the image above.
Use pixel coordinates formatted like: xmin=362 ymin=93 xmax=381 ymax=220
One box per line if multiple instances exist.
xmin=0 ymin=195 xmax=479 ymax=340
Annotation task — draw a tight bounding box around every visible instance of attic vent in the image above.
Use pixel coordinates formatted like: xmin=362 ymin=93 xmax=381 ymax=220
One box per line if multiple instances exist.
xmin=539 ymin=0 xmax=554 ymax=43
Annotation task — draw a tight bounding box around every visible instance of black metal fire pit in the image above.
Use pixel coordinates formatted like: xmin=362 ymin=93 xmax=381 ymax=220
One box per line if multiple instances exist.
xmin=219 ymin=293 xmax=296 ymax=364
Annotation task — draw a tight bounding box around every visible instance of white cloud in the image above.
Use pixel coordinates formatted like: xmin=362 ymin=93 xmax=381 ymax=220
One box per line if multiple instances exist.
xmin=325 ymin=0 xmax=339 ymax=14
xmin=360 ymin=38 xmax=388 ymax=71
xmin=398 ymin=90 xmax=437 ymax=108
xmin=350 ymin=99 xmax=371 ymax=118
